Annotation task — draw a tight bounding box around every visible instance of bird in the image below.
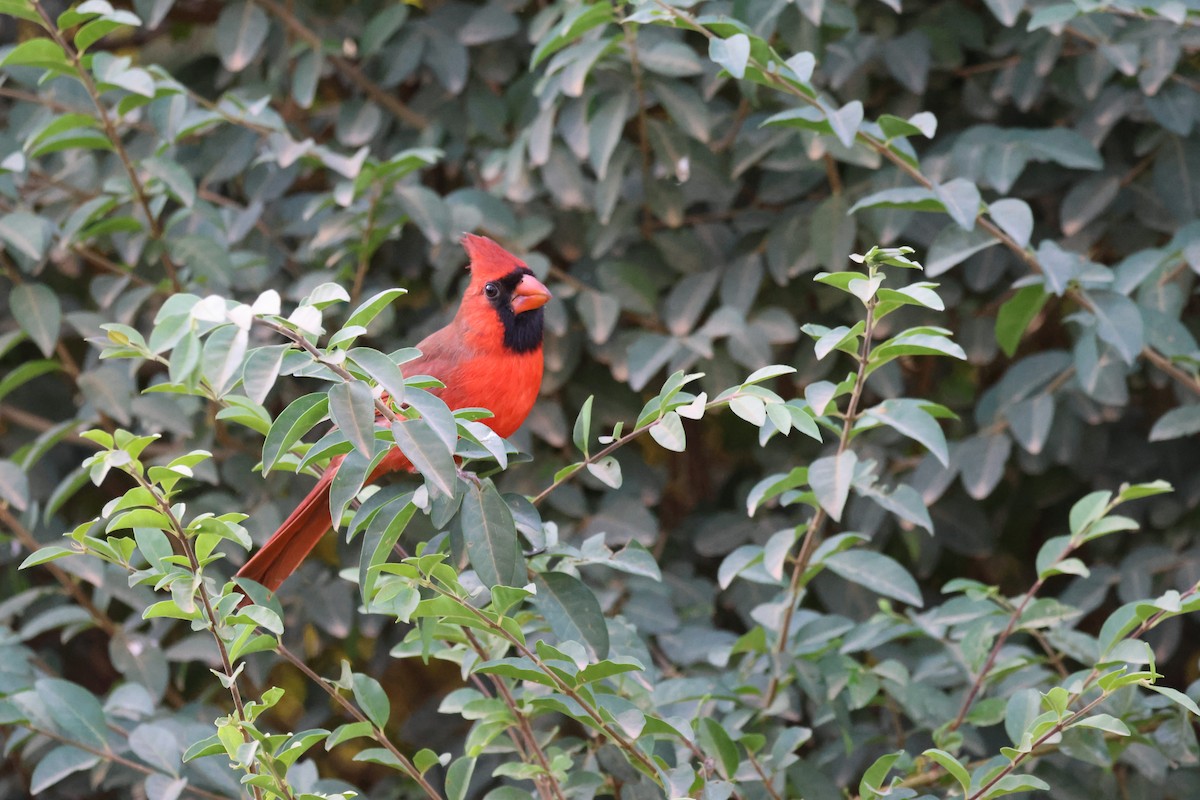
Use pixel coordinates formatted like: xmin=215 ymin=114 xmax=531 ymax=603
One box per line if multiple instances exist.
xmin=236 ymin=234 xmax=551 ymax=593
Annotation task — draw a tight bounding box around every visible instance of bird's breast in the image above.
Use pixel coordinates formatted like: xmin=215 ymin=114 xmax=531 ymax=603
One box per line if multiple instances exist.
xmin=437 ymin=350 xmax=544 ymax=440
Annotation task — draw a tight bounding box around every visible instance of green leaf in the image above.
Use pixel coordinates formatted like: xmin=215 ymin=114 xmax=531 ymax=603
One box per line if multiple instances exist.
xmin=360 ymin=495 xmax=417 ymax=604
xmin=981 ymin=774 xmax=1050 ymax=798
xmin=326 ymin=720 xmax=374 ymax=749
xmin=934 ymin=178 xmax=982 ymax=231
xmin=1146 ymin=684 xmax=1200 ymax=716
xmin=859 ymin=751 xmax=903 ymax=798
xmin=529 ymin=2 xmax=614 ymax=68
xmin=352 ymin=672 xmax=390 ymax=728
xmin=1072 ymin=713 xmax=1130 ymax=736
xmin=0 ymin=212 xmax=54 ymax=261
xmin=922 ymin=749 xmax=970 ymax=795
xmin=925 ymin=224 xmax=999 ymax=277
xmin=589 ymin=91 xmax=631 ymax=180
xmin=1149 ymin=405 xmax=1200 ymax=442
xmin=1069 ymin=490 xmax=1112 ymax=538
xmin=572 ymin=395 xmax=594 ymax=456
xmin=329 ymin=381 xmax=378 ymax=459
xmin=241 ymin=345 xmax=288 ymax=405
xmin=532 ymin=571 xmax=610 ymax=659
xmin=577 ymin=656 xmax=645 ymax=684
xmin=808 ymin=450 xmax=858 ymax=521
xmin=824 ymin=550 xmax=923 ymax=607
xmin=262 ymin=393 xmax=329 ymax=473
xmin=827 ymin=100 xmax=863 ymax=148
xmin=0 ymin=38 xmax=69 ymax=71
xmin=461 ymin=480 xmax=522 ymax=588
xmin=0 ymin=0 xmax=43 ymax=25
xmin=849 ymin=187 xmax=943 ymax=214
xmin=1116 ymin=480 xmax=1173 ymax=502
xmin=1087 ymin=291 xmax=1143 ymax=365
xmin=392 ymin=418 xmax=456 ymax=497
xmin=143 ymin=157 xmax=196 ymax=208
xmin=709 ymin=34 xmax=750 ymax=79
xmin=350 ymin=347 xmax=407 ymax=406
xmin=863 ymin=399 xmax=949 ymax=466
xmin=215 ymin=1 xmax=268 ymax=72
xmin=700 ymin=717 xmax=740 ymax=778
xmin=445 ymin=757 xmax=477 ymax=800
xmin=30 ymin=746 xmax=99 ymax=793
xmin=586 ymin=456 xmax=621 ymax=489
xmin=878 ymin=112 xmax=937 ymax=139
xmin=996 ymin=285 xmax=1048 ymax=357
xmin=0 ymin=459 xmax=30 ymax=511
xmin=989 ymin=198 xmax=1034 ymax=248
xmin=13 ymin=678 xmax=110 ymax=750
xmin=649 ymin=411 xmax=686 ymax=451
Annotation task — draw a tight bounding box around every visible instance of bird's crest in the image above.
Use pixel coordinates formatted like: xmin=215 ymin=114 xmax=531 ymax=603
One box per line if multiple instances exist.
xmin=461 ymin=233 xmax=526 ymax=281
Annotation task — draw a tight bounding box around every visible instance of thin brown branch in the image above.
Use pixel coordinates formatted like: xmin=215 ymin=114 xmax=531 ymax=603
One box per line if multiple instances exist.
xmin=745 ymin=749 xmax=785 ymax=800
xmin=124 ymin=470 xmax=264 ymax=800
xmin=11 ymin=723 xmax=232 ymax=800
xmin=462 ymin=629 xmax=567 ymax=800
xmin=531 ymin=392 xmax=742 ymax=506
xmin=620 ymin=14 xmax=655 ymax=238
xmin=423 ymin=580 xmax=661 ymax=779
xmin=0 ymin=503 xmax=117 ymax=637
xmin=764 ymin=289 xmax=877 ymax=707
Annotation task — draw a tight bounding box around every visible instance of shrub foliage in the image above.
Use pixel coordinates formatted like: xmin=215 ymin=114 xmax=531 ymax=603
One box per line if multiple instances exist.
xmin=1 ymin=0 xmax=1199 ymax=799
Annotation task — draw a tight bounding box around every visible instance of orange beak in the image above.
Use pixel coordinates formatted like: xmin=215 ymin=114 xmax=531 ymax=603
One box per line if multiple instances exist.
xmin=511 ymin=274 xmax=551 ymax=314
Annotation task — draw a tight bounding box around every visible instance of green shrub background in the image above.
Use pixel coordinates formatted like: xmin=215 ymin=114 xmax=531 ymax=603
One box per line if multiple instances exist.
xmin=1 ymin=0 xmax=1199 ymax=798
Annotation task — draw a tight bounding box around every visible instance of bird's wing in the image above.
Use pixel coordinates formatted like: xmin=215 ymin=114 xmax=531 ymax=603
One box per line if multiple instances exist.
xmin=400 ymin=323 xmax=475 ymax=409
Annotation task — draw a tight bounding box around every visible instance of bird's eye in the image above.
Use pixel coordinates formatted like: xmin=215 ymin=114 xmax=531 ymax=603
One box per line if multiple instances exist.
xmin=484 ymin=282 xmax=500 ymax=299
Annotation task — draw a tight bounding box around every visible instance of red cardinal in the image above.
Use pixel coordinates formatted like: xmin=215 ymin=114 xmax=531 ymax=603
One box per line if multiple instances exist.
xmin=237 ymin=235 xmax=551 ymax=593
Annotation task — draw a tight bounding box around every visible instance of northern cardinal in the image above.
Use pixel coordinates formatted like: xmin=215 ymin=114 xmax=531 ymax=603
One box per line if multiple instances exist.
xmin=237 ymin=234 xmax=551 ymax=593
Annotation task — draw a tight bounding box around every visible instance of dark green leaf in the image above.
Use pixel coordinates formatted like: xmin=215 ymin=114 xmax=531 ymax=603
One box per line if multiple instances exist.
xmin=262 ymin=393 xmax=329 ymax=473
xmin=824 ymin=551 xmax=923 ymax=607
xmin=532 ymin=571 xmax=609 ymax=659
xmin=329 ymin=381 xmax=378 ymax=458
xmin=461 ymin=480 xmax=522 ymax=588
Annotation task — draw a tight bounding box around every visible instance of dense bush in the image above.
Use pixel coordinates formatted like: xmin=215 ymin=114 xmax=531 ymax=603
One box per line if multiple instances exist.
xmin=1 ymin=0 xmax=1199 ymax=799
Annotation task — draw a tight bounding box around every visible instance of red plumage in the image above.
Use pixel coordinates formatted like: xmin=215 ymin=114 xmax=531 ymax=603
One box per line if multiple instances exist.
xmin=237 ymin=235 xmax=551 ymax=593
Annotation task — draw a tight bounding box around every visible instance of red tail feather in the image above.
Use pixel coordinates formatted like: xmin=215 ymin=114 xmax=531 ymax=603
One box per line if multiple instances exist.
xmin=237 ymin=470 xmax=336 ymax=593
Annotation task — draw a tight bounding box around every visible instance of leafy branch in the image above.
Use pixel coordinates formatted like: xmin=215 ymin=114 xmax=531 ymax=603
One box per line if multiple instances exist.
xmin=29 ymin=0 xmax=181 ymax=290
xmin=654 ymin=0 xmax=1200 ymax=399
xmin=273 ymin=644 xmax=445 ymax=800
xmin=416 ymin=572 xmax=662 ymax=780
xmin=764 ymin=260 xmax=881 ymax=708
xmin=114 ymin=453 xmax=268 ymax=800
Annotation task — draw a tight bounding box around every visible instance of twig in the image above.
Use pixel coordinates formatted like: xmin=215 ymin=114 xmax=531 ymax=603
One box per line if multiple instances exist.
xmin=0 ymin=503 xmax=117 ymax=637
xmin=764 ymin=288 xmax=877 ymax=707
xmin=531 ymin=392 xmax=745 ymax=506
xmin=620 ymin=13 xmax=655 ymax=238
xmin=461 ymin=629 xmax=567 ymax=800
xmin=9 ymin=723 xmax=232 ymax=800
xmin=124 ymin=470 xmax=265 ymax=800
xmin=421 ymin=579 xmax=661 ymax=779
